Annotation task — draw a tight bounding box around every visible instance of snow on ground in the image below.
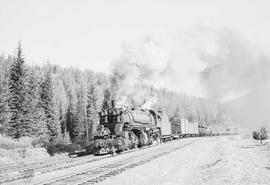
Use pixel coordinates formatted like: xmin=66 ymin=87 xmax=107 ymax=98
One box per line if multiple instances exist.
xmin=0 ymin=147 xmax=71 ymax=167
xmin=0 ymin=147 xmax=51 ymax=164
xmin=99 ymin=136 xmax=270 ymax=185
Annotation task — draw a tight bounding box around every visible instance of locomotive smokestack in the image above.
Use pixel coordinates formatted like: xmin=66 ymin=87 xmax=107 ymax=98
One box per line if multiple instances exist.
xmin=111 ymin=100 xmax=116 ymax=108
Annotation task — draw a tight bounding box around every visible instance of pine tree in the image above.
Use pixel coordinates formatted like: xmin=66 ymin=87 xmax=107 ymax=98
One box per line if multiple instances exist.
xmin=18 ymin=68 xmax=35 ymax=137
xmin=73 ymin=83 xmax=87 ymax=141
xmin=8 ymin=43 xmax=28 ymax=138
xmin=59 ymin=100 xmax=66 ymax=135
xmin=86 ymin=83 xmax=99 ymax=140
xmin=64 ymin=80 xmax=78 ymax=142
xmin=24 ymin=67 xmax=49 ymax=139
xmin=40 ymin=67 xmax=60 ymax=141
xmin=53 ymin=75 xmax=67 ymax=137
xmin=0 ymin=56 xmax=11 ymax=134
xmin=65 ymin=104 xmax=76 ymax=141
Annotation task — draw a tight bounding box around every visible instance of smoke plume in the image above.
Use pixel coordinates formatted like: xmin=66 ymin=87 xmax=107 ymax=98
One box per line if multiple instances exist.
xmin=110 ymin=33 xmax=205 ymax=108
xmin=110 ymin=27 xmax=270 ymax=130
xmin=110 ymin=40 xmax=167 ymax=108
xmin=199 ymin=29 xmax=270 ymax=129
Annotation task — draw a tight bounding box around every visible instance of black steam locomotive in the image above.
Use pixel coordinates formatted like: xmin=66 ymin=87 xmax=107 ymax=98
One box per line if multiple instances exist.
xmin=93 ymin=100 xmax=171 ymax=155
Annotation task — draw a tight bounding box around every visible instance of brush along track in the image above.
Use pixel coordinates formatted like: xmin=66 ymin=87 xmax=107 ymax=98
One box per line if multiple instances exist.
xmin=27 ymin=140 xmax=196 ymax=185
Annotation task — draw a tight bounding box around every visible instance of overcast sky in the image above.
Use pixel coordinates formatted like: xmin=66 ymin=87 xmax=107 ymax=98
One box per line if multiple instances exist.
xmin=1 ymin=0 xmax=270 ymax=97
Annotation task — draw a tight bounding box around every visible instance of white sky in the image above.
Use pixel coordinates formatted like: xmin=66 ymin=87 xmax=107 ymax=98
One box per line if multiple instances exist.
xmin=1 ymin=0 xmax=270 ymax=97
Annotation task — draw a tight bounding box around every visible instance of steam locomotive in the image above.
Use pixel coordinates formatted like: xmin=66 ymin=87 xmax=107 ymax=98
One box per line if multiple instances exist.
xmin=93 ymin=100 xmax=171 ymax=155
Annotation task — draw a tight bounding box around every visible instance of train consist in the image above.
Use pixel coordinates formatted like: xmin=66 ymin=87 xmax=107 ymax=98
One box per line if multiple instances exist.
xmin=93 ymin=101 xmax=237 ymax=155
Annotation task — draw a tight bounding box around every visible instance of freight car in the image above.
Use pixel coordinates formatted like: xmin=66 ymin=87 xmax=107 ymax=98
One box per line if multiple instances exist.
xmin=170 ymin=119 xmax=237 ymax=138
xmin=198 ymin=125 xmax=212 ymax=136
xmin=170 ymin=117 xmax=202 ymax=138
xmin=208 ymin=124 xmax=239 ymax=136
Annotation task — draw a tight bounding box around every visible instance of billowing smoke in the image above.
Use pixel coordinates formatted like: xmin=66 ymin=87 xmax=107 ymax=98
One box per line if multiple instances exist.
xmin=110 ymin=27 xmax=270 ymax=130
xmin=199 ymin=29 xmax=270 ymax=129
xmin=109 ymin=33 xmax=205 ymax=108
xmin=110 ymin=39 xmax=168 ymax=109
xmin=141 ymin=96 xmax=158 ymax=110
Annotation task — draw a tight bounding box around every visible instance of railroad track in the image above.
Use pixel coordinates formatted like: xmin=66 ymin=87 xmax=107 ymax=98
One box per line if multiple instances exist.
xmin=34 ymin=141 xmax=195 ymax=185
xmin=2 ymin=138 xmax=198 ymax=185
xmin=0 ymin=154 xmax=113 ymax=184
xmin=0 ymin=143 xmax=156 ymax=184
xmin=0 ymin=139 xmax=165 ymax=184
xmin=41 ymin=142 xmax=193 ymax=185
xmin=0 ymin=156 xmax=71 ymax=174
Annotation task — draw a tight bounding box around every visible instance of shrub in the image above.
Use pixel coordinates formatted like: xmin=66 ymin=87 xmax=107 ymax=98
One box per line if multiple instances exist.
xmin=54 ymin=132 xmax=71 ymax=145
xmin=0 ymin=134 xmax=33 ymax=149
xmin=74 ymin=136 xmax=92 ymax=148
xmin=31 ymin=137 xmax=48 ymax=148
xmin=253 ymin=127 xmax=269 ymax=140
xmin=85 ymin=142 xmax=95 ymax=153
xmin=46 ymin=143 xmax=82 ymax=156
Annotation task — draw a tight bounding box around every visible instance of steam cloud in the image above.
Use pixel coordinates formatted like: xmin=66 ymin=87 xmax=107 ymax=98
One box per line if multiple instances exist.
xmin=110 ymin=40 xmax=167 ymax=108
xmin=110 ymin=27 xmax=270 ymax=129
xmin=199 ymin=29 xmax=270 ymax=129
xmin=110 ymin=34 xmax=204 ymax=108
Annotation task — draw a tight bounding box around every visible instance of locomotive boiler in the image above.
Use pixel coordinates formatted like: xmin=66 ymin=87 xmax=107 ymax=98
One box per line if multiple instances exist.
xmin=93 ymin=100 xmax=170 ymax=155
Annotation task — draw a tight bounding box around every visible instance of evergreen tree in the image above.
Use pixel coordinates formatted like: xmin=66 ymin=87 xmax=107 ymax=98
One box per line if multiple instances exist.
xmin=59 ymin=100 xmax=66 ymax=135
xmin=8 ymin=43 xmax=28 ymax=138
xmin=18 ymin=68 xmax=36 ymax=137
xmin=86 ymin=82 xmax=99 ymax=140
xmin=0 ymin=56 xmax=11 ymax=134
xmin=53 ymin=75 xmax=68 ymax=137
xmin=65 ymin=104 xmax=76 ymax=141
xmin=64 ymin=78 xmax=78 ymax=142
xmin=40 ymin=67 xmax=60 ymax=141
xmin=24 ymin=67 xmax=49 ymax=139
xmin=53 ymin=77 xmax=68 ymax=140
xmin=73 ymin=83 xmax=87 ymax=141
